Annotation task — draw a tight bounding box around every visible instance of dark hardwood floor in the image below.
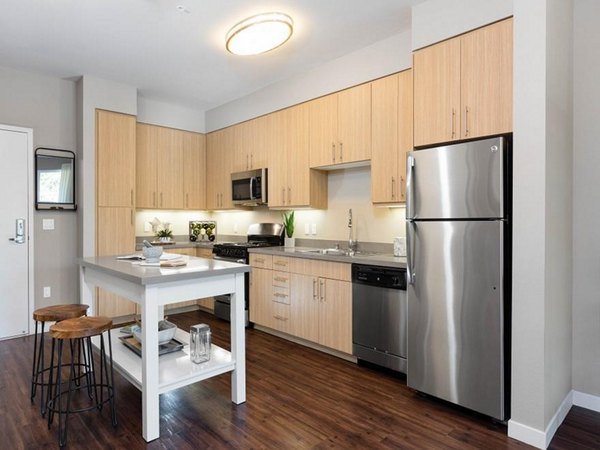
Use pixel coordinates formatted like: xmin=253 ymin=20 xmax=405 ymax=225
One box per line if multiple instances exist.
xmin=1 ymin=309 xmax=598 ymax=449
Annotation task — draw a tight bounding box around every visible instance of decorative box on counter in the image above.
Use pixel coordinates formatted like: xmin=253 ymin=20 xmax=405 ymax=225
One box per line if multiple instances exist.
xmin=189 ymin=221 xmax=217 ymax=242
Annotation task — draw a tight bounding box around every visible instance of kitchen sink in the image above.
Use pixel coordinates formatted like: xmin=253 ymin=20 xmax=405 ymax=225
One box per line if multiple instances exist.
xmin=297 ymin=248 xmax=378 ymax=257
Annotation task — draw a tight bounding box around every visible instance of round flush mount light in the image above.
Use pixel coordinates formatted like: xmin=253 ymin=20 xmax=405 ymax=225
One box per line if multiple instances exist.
xmin=226 ymin=12 xmax=293 ymax=56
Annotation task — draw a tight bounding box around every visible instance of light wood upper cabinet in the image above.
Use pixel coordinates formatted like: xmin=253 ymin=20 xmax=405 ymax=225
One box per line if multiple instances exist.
xmin=137 ymin=124 xmax=204 ymax=210
xmin=183 ymin=131 xmax=206 ymax=210
xmin=269 ymin=105 xmax=327 ymax=209
xmin=206 ymin=128 xmax=233 ymax=210
xmin=460 ymin=18 xmax=513 ymax=139
xmin=309 ymin=83 xmax=371 ymax=168
xmin=96 ymin=110 xmax=136 ymax=208
xmin=231 ymin=118 xmax=268 ymax=172
xmin=96 ymin=206 xmax=136 ymax=317
xmin=413 ymin=18 xmax=513 ymax=147
xmin=371 ymin=70 xmax=413 ymax=204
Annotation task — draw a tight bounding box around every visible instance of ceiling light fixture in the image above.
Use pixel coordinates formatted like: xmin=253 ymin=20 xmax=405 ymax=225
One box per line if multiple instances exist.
xmin=226 ymin=12 xmax=293 ymax=56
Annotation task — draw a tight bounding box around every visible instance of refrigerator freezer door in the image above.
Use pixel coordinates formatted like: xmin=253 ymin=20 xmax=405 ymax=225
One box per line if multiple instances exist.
xmin=407 ymin=137 xmax=504 ymax=220
xmin=407 ymin=220 xmax=505 ymax=420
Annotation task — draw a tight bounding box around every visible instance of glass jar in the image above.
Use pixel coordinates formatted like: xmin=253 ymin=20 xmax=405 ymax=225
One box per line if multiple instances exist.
xmin=190 ymin=324 xmax=211 ymax=364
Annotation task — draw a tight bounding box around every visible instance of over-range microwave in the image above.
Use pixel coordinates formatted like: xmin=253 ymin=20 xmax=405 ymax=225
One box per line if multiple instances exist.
xmin=231 ymin=168 xmax=268 ymax=206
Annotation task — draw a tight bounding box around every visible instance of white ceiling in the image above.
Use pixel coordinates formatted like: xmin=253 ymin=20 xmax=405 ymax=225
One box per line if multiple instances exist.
xmin=0 ymin=0 xmax=423 ymax=111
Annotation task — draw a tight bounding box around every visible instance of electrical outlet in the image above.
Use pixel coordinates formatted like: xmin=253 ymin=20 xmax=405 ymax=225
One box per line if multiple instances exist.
xmin=304 ymin=223 xmax=310 ymax=235
xmin=311 ymin=223 xmax=317 ymax=235
xmin=43 ymin=286 xmax=51 ymax=298
xmin=42 ymin=219 xmax=55 ymax=230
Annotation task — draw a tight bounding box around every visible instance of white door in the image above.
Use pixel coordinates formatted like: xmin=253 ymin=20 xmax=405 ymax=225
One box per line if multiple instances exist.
xmin=0 ymin=125 xmax=33 ymax=340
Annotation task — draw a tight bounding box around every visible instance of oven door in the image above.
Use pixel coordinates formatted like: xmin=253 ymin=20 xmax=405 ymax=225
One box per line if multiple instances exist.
xmin=211 ymin=255 xmax=251 ymax=327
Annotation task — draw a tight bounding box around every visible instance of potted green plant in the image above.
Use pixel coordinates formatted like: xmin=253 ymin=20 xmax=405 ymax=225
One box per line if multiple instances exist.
xmin=155 ymin=226 xmax=173 ymax=243
xmin=282 ymin=211 xmax=295 ymax=247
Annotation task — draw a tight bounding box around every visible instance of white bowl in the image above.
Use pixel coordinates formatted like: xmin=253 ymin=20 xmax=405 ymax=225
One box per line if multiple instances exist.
xmin=132 ymin=320 xmax=177 ymax=345
xmin=142 ymin=246 xmax=163 ymax=263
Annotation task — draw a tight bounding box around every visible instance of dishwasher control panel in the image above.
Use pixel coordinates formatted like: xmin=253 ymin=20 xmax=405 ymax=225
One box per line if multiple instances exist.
xmin=351 ymin=264 xmax=407 ymax=290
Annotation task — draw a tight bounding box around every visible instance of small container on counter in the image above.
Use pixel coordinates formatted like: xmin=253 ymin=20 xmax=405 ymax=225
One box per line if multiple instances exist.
xmin=190 ymin=323 xmax=211 ymax=363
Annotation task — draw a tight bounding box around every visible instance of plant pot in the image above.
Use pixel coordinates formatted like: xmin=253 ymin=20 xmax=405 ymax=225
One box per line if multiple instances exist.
xmin=158 ymin=237 xmax=172 ymax=243
xmin=284 ymin=237 xmax=295 ymax=248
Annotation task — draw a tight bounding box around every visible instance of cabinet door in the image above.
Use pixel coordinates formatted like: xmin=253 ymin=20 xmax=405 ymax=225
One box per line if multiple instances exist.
xmin=249 ymin=116 xmax=268 ymax=170
xmin=96 ymin=207 xmax=136 ymax=317
xmin=206 ymin=128 xmax=233 ymax=210
xmin=183 ymin=131 xmax=206 ymax=210
xmin=284 ymin=104 xmax=311 ymax=207
xmin=413 ymin=38 xmax=461 ymax=147
xmin=136 ymin=123 xmax=158 ymax=209
xmin=96 ymin=110 xmax=136 ymax=207
xmin=290 ymin=273 xmax=319 ymax=343
xmin=371 ymin=74 xmax=399 ymax=203
xmin=308 ymin=94 xmax=338 ymax=168
xmin=157 ymin=127 xmax=184 ymax=209
xmin=337 ymin=83 xmax=372 ymax=163
xmin=319 ymin=278 xmax=352 ymax=354
xmin=397 ymin=69 xmax=413 ymax=203
xmin=231 ymin=122 xmax=248 ymax=172
xmin=268 ymin=110 xmax=287 ymax=208
xmin=461 ymin=18 xmax=513 ymax=139
xmin=249 ymin=267 xmax=274 ymax=328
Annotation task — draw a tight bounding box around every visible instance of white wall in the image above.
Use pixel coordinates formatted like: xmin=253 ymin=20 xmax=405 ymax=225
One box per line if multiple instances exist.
xmin=136 ymin=167 xmax=406 ymax=247
xmin=137 ymin=96 xmax=205 ymax=133
xmin=206 ymin=31 xmax=412 ymax=131
xmin=78 ymin=76 xmax=137 ymax=258
xmin=0 ymin=65 xmax=79 ymax=307
xmin=572 ymin=0 xmax=600 ymax=399
xmin=412 ymin=0 xmax=513 ymax=50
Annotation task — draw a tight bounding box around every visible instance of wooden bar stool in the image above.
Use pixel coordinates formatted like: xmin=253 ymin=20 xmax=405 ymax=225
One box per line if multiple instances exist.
xmin=46 ymin=316 xmax=117 ymax=447
xmin=30 ymin=304 xmax=89 ymax=415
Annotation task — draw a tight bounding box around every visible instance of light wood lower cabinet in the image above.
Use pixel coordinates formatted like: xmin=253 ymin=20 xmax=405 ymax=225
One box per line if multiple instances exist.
xmin=250 ymin=254 xmax=352 ymax=355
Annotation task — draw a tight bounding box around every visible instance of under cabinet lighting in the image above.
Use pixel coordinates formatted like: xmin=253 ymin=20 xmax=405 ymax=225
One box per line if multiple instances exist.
xmin=226 ymin=12 xmax=293 ymax=56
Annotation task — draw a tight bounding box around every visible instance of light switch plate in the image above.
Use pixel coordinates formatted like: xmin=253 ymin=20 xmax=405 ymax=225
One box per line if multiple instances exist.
xmin=304 ymin=223 xmax=310 ymax=235
xmin=42 ymin=219 xmax=55 ymax=230
xmin=43 ymin=286 xmax=51 ymax=298
xmin=311 ymin=223 xmax=317 ymax=235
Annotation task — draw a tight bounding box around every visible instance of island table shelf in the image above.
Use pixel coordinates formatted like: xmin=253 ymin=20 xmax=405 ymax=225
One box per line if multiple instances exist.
xmin=79 ymin=254 xmax=249 ymax=442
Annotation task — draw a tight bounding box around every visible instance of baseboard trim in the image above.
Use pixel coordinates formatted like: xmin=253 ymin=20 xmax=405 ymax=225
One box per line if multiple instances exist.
xmin=573 ymin=390 xmax=600 ymax=413
xmin=508 ymin=390 xmax=573 ymax=449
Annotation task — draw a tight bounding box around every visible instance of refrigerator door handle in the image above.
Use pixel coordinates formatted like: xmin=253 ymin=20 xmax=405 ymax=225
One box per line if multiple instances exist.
xmin=406 ymin=154 xmax=415 ymax=219
xmin=406 ymin=221 xmax=416 ymax=285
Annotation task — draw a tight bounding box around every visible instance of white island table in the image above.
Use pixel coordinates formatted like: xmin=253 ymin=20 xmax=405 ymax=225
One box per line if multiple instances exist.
xmin=79 ymin=255 xmax=250 ymax=442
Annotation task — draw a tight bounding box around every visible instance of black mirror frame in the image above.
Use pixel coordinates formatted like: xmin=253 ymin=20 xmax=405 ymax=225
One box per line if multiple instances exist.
xmin=35 ymin=147 xmax=77 ymax=211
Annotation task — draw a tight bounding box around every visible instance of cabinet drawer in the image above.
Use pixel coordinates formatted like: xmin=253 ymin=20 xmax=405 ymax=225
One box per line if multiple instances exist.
xmin=272 ymin=286 xmax=291 ymax=305
xmin=250 ymin=254 xmax=273 ymax=269
xmin=271 ymin=302 xmax=291 ymax=333
xmin=272 ymin=256 xmax=291 ymax=271
xmin=272 ymin=271 xmax=291 ymax=289
xmin=290 ymin=258 xmax=351 ymax=281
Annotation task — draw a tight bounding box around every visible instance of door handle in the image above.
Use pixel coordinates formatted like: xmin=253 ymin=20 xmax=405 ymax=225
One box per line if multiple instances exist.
xmin=9 ymin=218 xmax=25 ymax=244
xmin=406 ymin=221 xmax=416 ymax=285
xmin=406 ymin=154 xmax=415 ymax=219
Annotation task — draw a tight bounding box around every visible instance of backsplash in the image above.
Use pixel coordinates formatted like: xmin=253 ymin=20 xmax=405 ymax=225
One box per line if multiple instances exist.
xmin=135 ymin=166 xmax=406 ymax=244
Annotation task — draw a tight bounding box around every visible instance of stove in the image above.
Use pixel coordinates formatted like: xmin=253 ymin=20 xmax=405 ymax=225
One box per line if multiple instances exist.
xmin=211 ymin=223 xmax=284 ymax=325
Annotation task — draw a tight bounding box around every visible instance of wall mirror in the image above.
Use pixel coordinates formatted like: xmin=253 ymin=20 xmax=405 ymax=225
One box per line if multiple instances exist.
xmin=35 ymin=148 xmax=77 ymax=210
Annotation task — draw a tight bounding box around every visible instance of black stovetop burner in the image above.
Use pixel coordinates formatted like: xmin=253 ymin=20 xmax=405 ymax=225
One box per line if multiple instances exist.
xmin=212 ymin=223 xmax=284 ymax=261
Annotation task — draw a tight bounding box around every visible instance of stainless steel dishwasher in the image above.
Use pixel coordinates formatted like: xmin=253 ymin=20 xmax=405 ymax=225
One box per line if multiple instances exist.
xmin=352 ymin=264 xmax=407 ymax=373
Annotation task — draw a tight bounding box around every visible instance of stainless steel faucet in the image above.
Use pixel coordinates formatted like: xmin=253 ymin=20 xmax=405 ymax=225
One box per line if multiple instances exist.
xmin=348 ymin=209 xmax=357 ymax=255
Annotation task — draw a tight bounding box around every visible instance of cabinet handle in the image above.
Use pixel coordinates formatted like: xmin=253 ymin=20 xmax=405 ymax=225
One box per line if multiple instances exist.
xmin=186 ymin=193 xmax=189 ymax=208
xmin=160 ymin=192 xmax=163 ymax=207
xmin=274 ymin=315 xmax=288 ymax=321
xmin=274 ymin=293 xmax=288 ymax=298
xmin=332 ymin=143 xmax=336 ymax=163
xmin=319 ymin=279 xmax=325 ymax=302
xmin=250 ymin=153 xmax=253 ymax=168
xmin=130 ymin=189 xmax=134 ymax=206
xmin=287 ymin=187 xmax=291 ymax=204
xmin=312 ymin=278 xmax=317 ymax=299
xmin=274 ymin=276 xmax=288 ymax=282
xmin=465 ymin=107 xmax=470 ymax=137
xmin=131 ymin=209 xmax=134 ymax=226
xmin=274 ymin=261 xmax=287 ymax=267
xmin=246 ymin=154 xmax=249 ymax=170
xmin=451 ymin=108 xmax=456 ymax=139
xmin=400 ymin=175 xmax=405 ymax=200
xmin=153 ymin=192 xmax=156 ymax=207
xmin=391 ymin=177 xmax=395 ymax=200
xmin=339 ymin=142 xmax=343 ymax=161
xmin=255 ymin=258 xmax=265 ymax=263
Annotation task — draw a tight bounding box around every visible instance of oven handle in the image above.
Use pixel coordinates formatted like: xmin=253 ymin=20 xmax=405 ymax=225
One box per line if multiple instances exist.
xmin=213 ymin=255 xmax=247 ymax=264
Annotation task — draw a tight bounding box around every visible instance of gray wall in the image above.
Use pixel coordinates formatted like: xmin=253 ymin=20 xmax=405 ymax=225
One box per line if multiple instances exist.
xmin=0 ymin=65 xmax=78 ymax=307
xmin=573 ymin=0 xmax=600 ymax=399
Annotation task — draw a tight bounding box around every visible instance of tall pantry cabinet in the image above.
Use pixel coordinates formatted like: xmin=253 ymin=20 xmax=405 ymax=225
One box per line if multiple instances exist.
xmin=96 ymin=109 xmax=137 ymax=318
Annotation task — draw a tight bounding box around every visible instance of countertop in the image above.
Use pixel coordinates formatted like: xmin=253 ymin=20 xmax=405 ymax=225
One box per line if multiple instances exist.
xmin=79 ymin=254 xmax=249 ymax=285
xmin=248 ymin=246 xmax=407 ymax=268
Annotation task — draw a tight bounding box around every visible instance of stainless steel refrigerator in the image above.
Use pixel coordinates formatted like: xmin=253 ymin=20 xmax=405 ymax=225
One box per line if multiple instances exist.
xmin=406 ymin=136 xmax=511 ymax=421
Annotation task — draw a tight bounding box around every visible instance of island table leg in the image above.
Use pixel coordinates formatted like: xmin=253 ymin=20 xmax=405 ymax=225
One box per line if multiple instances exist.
xmin=141 ymin=286 xmax=160 ymax=441
xmin=230 ymin=272 xmax=246 ymax=404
